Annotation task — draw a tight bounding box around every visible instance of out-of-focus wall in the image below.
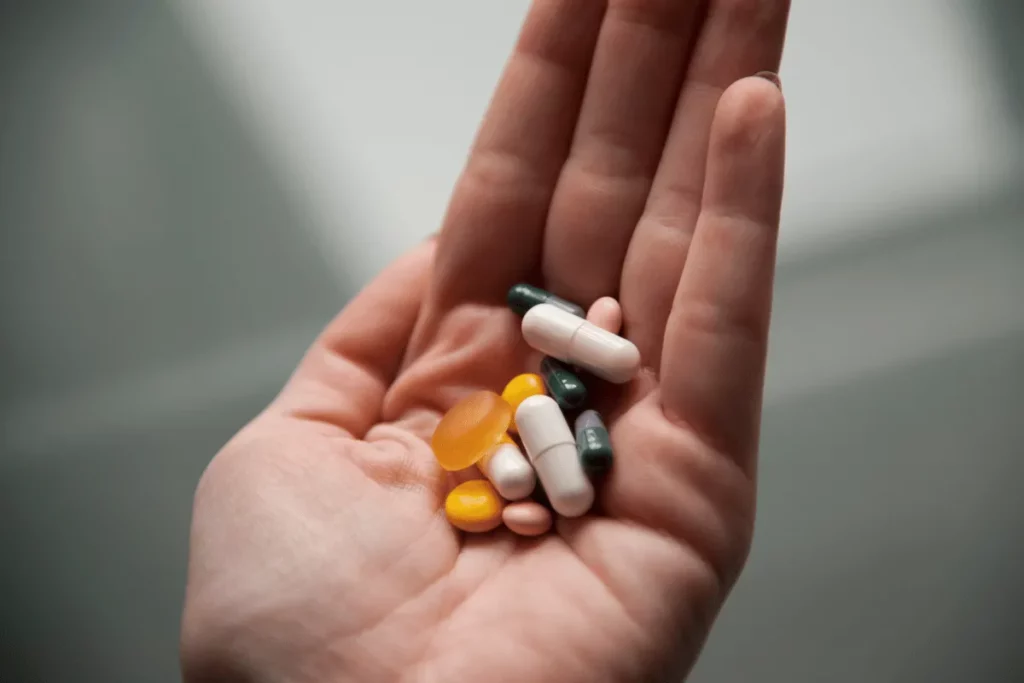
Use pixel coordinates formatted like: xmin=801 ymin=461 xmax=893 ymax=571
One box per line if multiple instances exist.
xmin=0 ymin=3 xmax=343 ymax=680
xmin=1 ymin=2 xmax=1021 ymax=682
xmin=174 ymin=0 xmax=1021 ymax=269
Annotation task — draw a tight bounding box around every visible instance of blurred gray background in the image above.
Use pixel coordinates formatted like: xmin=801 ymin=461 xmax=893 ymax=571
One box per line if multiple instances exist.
xmin=1 ymin=1 xmax=1022 ymax=681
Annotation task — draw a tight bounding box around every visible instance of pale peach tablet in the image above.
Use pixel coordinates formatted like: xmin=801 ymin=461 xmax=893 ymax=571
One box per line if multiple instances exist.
xmin=585 ymin=296 xmax=622 ymax=335
xmin=502 ymin=501 xmax=553 ymax=536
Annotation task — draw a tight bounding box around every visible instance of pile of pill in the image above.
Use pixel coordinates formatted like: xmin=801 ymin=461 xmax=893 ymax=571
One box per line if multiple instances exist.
xmin=431 ymin=284 xmax=640 ymax=536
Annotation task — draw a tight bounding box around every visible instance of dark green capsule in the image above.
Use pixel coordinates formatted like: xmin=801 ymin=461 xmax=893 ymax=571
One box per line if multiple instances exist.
xmin=507 ymin=283 xmax=585 ymax=318
xmin=540 ymin=357 xmax=587 ymax=411
xmin=576 ymin=410 xmax=613 ymax=476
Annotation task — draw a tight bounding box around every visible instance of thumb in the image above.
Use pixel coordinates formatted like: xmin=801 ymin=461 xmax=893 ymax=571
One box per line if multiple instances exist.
xmin=272 ymin=239 xmax=436 ymax=437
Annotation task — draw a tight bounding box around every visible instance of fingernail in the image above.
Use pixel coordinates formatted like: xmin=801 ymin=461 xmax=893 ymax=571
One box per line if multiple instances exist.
xmin=754 ymin=71 xmax=782 ymax=91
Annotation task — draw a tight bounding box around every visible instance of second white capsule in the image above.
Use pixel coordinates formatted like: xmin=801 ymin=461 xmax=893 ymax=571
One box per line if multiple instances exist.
xmin=515 ymin=394 xmax=594 ymax=518
xmin=478 ymin=438 xmax=536 ymax=501
xmin=521 ymin=303 xmax=641 ymax=384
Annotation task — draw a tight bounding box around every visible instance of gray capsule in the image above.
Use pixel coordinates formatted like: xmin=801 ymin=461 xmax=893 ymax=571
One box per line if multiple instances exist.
xmin=575 ymin=410 xmax=613 ymax=476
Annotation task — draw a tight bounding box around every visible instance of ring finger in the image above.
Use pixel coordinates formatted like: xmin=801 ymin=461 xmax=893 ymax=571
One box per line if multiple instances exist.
xmin=541 ymin=0 xmax=705 ymax=307
xmin=620 ymin=0 xmax=791 ymax=371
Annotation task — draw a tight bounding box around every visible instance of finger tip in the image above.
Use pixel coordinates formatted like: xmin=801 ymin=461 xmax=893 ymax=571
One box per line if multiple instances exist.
xmin=753 ymin=71 xmax=782 ymax=91
xmin=712 ymin=77 xmax=787 ymax=149
xmin=585 ymin=296 xmax=623 ymax=334
xmin=723 ymin=75 xmax=785 ymax=115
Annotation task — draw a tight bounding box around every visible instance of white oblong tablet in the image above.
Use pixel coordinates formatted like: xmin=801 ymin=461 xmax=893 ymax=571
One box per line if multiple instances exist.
xmin=521 ymin=302 xmax=579 ymax=357
xmin=568 ymin=321 xmax=640 ymax=384
xmin=478 ymin=442 xmax=536 ymax=501
xmin=522 ymin=303 xmax=640 ymax=384
xmin=515 ymin=395 xmax=594 ymax=518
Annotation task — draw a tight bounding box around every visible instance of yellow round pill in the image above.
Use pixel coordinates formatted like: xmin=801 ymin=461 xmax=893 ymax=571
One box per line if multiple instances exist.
xmin=445 ymin=480 xmax=504 ymax=533
xmin=431 ymin=391 xmax=513 ymax=471
xmin=501 ymin=374 xmax=546 ymax=432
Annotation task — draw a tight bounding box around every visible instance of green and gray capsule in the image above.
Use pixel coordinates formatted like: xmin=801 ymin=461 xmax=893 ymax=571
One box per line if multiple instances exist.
xmin=575 ymin=410 xmax=613 ymax=476
xmin=507 ymin=283 xmax=585 ymax=318
xmin=540 ymin=357 xmax=587 ymax=411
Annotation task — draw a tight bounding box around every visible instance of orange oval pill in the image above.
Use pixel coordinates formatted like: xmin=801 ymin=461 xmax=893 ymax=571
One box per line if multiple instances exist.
xmin=431 ymin=391 xmax=513 ymax=471
xmin=446 ymin=480 xmax=504 ymax=533
xmin=502 ymin=501 xmax=553 ymax=537
xmin=502 ymin=374 xmax=546 ymax=414
xmin=501 ymin=374 xmax=546 ymax=434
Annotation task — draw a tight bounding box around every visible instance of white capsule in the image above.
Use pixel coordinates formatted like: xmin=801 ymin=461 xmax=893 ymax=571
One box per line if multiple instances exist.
xmin=478 ymin=440 xmax=536 ymax=501
xmin=515 ymin=395 xmax=594 ymax=518
xmin=521 ymin=303 xmax=640 ymax=384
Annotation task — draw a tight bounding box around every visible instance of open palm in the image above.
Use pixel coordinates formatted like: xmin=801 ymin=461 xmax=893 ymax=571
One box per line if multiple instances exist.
xmin=182 ymin=2 xmax=790 ymax=681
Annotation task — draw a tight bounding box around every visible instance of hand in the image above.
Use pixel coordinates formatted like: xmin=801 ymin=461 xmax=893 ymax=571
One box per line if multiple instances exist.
xmin=181 ymin=1 xmax=789 ymax=681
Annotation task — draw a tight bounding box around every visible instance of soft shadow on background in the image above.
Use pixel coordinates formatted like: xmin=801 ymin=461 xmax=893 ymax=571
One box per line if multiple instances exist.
xmin=0 ymin=3 xmax=345 ymax=681
xmin=1 ymin=2 xmax=1022 ymax=682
